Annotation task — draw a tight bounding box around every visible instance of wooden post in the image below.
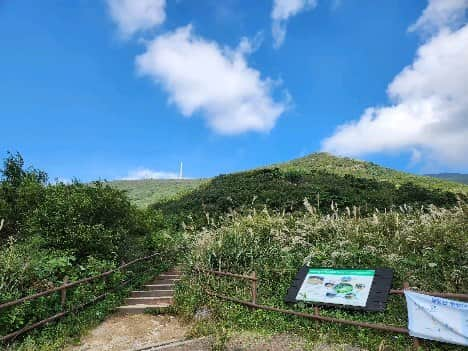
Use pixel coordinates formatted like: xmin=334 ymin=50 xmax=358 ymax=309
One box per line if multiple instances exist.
xmin=314 ymin=306 xmax=320 ymax=316
xmin=121 ymin=261 xmax=126 ymax=280
xmin=61 ymin=276 xmax=68 ymax=309
xmin=251 ymin=271 xmax=257 ymax=304
xmin=404 ymin=282 xmax=422 ymax=350
xmin=413 ymin=338 xmax=421 ymax=350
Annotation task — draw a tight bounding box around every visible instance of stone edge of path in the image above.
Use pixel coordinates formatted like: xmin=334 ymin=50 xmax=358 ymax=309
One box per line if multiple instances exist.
xmin=132 ymin=337 xmax=212 ymax=351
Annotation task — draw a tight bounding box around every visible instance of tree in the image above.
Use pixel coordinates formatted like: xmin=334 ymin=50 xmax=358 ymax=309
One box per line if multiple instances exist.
xmin=0 ymin=152 xmax=47 ymax=241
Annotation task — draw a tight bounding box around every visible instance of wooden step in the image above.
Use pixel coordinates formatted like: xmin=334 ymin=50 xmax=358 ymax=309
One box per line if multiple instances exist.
xmin=152 ymin=278 xmax=181 ymax=285
xmin=144 ymin=284 xmax=174 ymax=290
xmin=165 ymin=268 xmax=182 ymax=274
xmin=117 ymin=268 xmax=180 ymax=315
xmin=125 ymin=296 xmax=173 ymax=305
xmin=116 ymin=304 xmax=170 ymax=314
xmin=132 ymin=290 xmax=174 ymax=297
xmin=149 ymin=281 xmax=178 ymax=287
xmin=158 ymin=274 xmax=181 ymax=278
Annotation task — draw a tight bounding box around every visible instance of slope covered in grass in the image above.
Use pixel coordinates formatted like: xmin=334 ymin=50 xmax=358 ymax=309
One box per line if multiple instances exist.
xmin=107 ymin=179 xmax=205 ymax=207
xmin=426 ymin=173 xmax=468 ymax=185
xmin=151 ymin=153 xmax=466 ymax=225
xmin=166 ymin=154 xmax=467 ymax=349
xmin=273 ymin=153 xmax=468 ymax=193
xmin=177 ymin=205 xmax=467 ymax=350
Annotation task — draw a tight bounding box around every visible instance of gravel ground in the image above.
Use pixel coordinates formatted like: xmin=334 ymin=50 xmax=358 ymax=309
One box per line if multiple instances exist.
xmin=65 ymin=314 xmax=364 ymax=351
xmin=224 ymin=332 xmax=363 ymax=351
xmin=65 ymin=314 xmax=188 ymax=351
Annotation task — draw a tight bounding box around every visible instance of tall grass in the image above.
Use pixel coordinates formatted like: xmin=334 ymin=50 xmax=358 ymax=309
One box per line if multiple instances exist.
xmin=176 ymin=202 xmax=467 ymax=350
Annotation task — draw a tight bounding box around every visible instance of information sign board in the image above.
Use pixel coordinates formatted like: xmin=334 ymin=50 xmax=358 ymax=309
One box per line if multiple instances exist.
xmin=285 ymin=266 xmax=393 ymax=311
xmin=296 ymin=268 xmax=375 ymax=307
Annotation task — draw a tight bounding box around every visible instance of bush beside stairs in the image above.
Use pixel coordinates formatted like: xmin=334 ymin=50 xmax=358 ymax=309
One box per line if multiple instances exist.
xmin=116 ymin=267 xmax=181 ymax=314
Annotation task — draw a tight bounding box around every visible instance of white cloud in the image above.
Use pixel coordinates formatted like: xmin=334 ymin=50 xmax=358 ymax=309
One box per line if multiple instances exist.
xmin=409 ymin=0 xmax=468 ymax=34
xmin=135 ymin=25 xmax=287 ymax=134
xmin=322 ymin=0 xmax=468 ymax=168
xmin=122 ymin=168 xmax=179 ymax=180
xmin=271 ymin=0 xmax=317 ymax=48
xmin=106 ymin=0 xmax=166 ymax=38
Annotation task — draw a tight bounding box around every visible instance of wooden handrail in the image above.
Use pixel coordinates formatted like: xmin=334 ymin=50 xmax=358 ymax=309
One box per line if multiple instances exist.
xmin=202 ymin=269 xmax=468 ymax=350
xmin=207 ymin=291 xmax=409 ymax=334
xmin=0 ymin=254 xmax=165 ymax=343
xmin=198 ymin=267 xmax=468 ymax=300
xmin=196 ymin=268 xmax=258 ymax=281
xmin=1 ymin=277 xmax=134 ymax=343
xmin=0 ymin=252 xmax=159 ymax=311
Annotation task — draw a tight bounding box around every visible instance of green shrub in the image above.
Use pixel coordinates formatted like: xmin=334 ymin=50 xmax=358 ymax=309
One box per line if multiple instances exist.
xmin=0 ymin=153 xmax=47 ymax=241
xmin=24 ymin=181 xmax=147 ymax=261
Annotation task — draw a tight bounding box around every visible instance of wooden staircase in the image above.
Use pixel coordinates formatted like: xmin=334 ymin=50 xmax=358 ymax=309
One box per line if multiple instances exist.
xmin=116 ymin=268 xmax=181 ymax=314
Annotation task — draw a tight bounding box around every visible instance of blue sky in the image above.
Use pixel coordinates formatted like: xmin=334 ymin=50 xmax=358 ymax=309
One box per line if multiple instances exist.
xmin=1 ymin=0 xmax=467 ymax=181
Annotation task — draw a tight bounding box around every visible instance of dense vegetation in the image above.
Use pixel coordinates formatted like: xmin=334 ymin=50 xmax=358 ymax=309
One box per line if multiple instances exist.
xmin=0 ymin=153 xmax=179 ymax=350
xmin=154 ymin=153 xmax=468 ymax=350
xmin=273 ymin=153 xmax=468 ymax=194
xmin=108 ymin=178 xmax=205 ymax=207
xmin=426 ymin=173 xmax=468 ymax=185
xmin=2 ymin=151 xmax=466 ymax=350
xmin=152 ymin=160 xmax=465 ymax=228
xmin=110 ymin=154 xmax=467 ymax=210
xmin=176 ymin=204 xmax=467 ymax=350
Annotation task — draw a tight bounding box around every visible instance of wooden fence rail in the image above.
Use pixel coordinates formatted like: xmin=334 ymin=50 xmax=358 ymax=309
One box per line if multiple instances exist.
xmin=196 ymin=268 xmax=257 ymax=281
xmin=1 ymin=278 xmax=132 ymax=342
xmin=198 ymin=268 xmax=468 ymax=350
xmin=0 ymin=252 xmax=160 ymax=343
xmin=0 ymin=252 xmax=159 ymax=311
xmin=196 ymin=268 xmax=258 ymax=303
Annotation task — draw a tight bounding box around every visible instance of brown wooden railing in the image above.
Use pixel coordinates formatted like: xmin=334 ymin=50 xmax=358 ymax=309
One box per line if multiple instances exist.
xmin=0 ymin=252 xmax=161 ymax=343
xmin=198 ymin=268 xmax=468 ymax=350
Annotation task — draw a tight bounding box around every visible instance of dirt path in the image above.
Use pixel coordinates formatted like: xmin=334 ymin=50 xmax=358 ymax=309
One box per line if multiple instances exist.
xmin=65 ymin=314 xmax=189 ymax=351
xmin=65 ymin=314 xmax=363 ymax=351
xmin=224 ymin=333 xmax=363 ymax=351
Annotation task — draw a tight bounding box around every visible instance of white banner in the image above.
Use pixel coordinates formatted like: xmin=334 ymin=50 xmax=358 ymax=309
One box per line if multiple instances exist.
xmin=405 ymin=290 xmax=468 ymax=346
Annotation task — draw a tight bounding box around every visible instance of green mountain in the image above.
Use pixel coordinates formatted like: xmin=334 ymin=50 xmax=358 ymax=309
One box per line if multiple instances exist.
xmin=425 ymin=173 xmax=468 ymax=185
xmin=272 ymin=153 xmax=467 ymax=193
xmin=107 ymin=179 xmax=205 ymax=207
xmin=151 ymin=153 xmax=466 ymax=224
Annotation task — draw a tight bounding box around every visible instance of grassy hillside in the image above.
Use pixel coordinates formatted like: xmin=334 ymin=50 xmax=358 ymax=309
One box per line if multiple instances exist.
xmin=273 ymin=153 xmax=468 ymax=193
xmin=173 ymin=154 xmax=468 ymax=350
xmin=107 ymin=179 xmax=205 ymax=207
xmin=426 ymin=172 xmax=468 ymax=184
xmin=151 ymin=153 xmax=466 ymax=225
xmin=178 ymin=206 xmax=467 ymax=350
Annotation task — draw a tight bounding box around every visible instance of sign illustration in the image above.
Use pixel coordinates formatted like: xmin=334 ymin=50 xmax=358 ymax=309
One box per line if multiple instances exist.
xmin=285 ymin=266 xmax=393 ymax=311
xmin=296 ymin=268 xmax=375 ymax=307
